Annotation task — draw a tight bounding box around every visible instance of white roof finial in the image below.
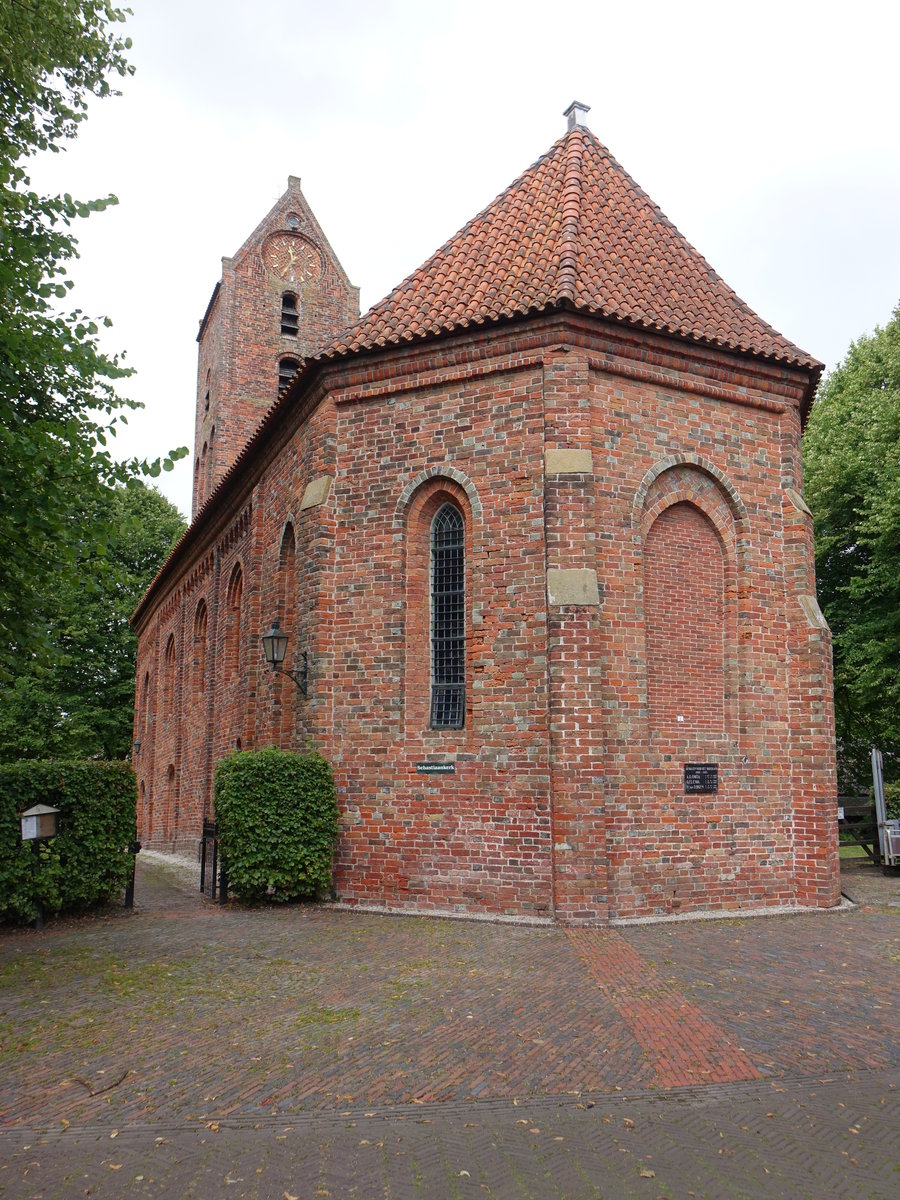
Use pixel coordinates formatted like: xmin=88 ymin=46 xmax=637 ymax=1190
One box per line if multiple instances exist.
xmin=563 ymin=101 xmax=591 ymax=132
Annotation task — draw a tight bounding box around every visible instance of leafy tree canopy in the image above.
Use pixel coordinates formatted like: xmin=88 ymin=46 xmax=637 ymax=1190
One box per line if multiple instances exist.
xmin=0 ymin=481 xmax=186 ymax=762
xmin=803 ymin=304 xmax=900 ymax=786
xmin=0 ymin=0 xmax=186 ymax=679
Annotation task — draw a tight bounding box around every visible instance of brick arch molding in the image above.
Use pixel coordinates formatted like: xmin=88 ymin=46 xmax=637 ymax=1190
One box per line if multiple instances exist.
xmin=631 ymin=452 xmax=748 ymax=535
xmin=394 ymin=466 xmax=482 ymax=528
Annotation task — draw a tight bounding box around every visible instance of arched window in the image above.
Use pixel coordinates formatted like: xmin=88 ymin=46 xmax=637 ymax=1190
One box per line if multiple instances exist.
xmin=165 ymin=763 xmax=176 ymax=844
xmin=279 ymin=523 xmax=295 ymax=570
xmin=163 ymin=634 xmax=176 ymax=720
xmin=204 ymin=368 xmax=211 ymax=413
xmin=278 ymin=357 xmax=300 ymax=397
xmin=224 ymin=564 xmax=243 ymax=680
xmin=430 ymin=503 xmax=465 ymax=728
xmin=277 ymin=525 xmax=298 ymax=741
xmin=141 ymin=670 xmax=151 ymax=737
xmin=281 ymin=293 xmax=299 ymax=336
xmin=278 ymin=523 xmax=296 ymax=619
xmin=193 ymin=601 xmax=208 ymax=695
xmin=140 ymin=780 xmax=150 ymax=839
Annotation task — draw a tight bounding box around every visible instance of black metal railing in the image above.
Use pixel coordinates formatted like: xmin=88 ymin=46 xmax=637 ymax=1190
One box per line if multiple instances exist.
xmin=200 ymin=819 xmax=227 ymax=902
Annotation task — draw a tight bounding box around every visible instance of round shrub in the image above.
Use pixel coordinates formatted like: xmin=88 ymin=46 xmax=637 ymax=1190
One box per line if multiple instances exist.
xmin=214 ymin=747 xmax=339 ymax=904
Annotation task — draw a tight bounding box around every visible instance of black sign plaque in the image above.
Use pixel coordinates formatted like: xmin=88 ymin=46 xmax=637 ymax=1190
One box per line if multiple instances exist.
xmin=416 ymin=761 xmax=455 ymax=775
xmin=684 ymin=763 xmax=718 ymax=794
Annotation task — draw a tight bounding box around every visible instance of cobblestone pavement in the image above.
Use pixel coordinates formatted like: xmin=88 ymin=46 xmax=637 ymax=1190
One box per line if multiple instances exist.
xmin=0 ymin=854 xmax=898 ymax=1198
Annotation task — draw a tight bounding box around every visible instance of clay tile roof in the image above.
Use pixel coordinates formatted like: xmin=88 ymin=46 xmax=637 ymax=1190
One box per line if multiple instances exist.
xmin=322 ymin=127 xmax=819 ymax=371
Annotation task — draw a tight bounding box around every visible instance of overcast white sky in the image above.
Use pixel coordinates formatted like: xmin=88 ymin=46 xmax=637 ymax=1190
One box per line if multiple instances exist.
xmin=29 ymin=0 xmax=900 ymax=520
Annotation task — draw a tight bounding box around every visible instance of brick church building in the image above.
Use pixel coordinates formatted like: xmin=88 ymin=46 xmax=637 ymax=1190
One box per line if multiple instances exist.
xmin=132 ymin=104 xmax=840 ymax=923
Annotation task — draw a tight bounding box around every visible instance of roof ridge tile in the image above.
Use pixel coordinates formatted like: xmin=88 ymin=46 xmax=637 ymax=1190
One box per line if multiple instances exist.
xmin=556 ymin=127 xmax=585 ymax=303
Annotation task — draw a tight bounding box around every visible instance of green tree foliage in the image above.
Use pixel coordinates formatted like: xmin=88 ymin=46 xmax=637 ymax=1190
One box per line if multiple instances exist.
xmin=0 ymin=0 xmax=186 ymax=679
xmin=803 ymin=304 xmax=900 ymax=785
xmin=215 ymin=749 xmax=340 ymax=904
xmin=0 ymin=482 xmax=185 ymax=762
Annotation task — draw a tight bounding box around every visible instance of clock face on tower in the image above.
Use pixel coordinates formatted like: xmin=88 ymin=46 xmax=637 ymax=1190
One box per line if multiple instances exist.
xmin=262 ymin=234 xmax=322 ymax=284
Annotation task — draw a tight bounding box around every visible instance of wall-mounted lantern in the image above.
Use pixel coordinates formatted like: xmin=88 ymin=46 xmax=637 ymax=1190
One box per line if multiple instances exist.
xmin=261 ymin=620 xmax=308 ymax=697
xmin=133 ymin=740 xmax=141 ymax=757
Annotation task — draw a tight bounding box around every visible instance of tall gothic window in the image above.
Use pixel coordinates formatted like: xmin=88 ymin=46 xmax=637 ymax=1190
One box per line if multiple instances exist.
xmin=193 ymin=601 xmax=208 ymax=696
xmin=224 ymin=564 xmax=243 ymax=681
xmin=430 ymin=503 xmax=465 ymax=728
xmin=277 ymin=524 xmax=298 ymax=743
xmin=281 ymin=293 xmax=299 ymax=336
xmin=163 ymin=634 xmax=176 ymax=720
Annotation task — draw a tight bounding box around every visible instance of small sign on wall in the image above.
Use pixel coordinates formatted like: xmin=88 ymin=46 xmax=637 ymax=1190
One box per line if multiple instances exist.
xmin=684 ymin=763 xmax=718 ymax=794
xmin=416 ymin=762 xmax=456 ymax=775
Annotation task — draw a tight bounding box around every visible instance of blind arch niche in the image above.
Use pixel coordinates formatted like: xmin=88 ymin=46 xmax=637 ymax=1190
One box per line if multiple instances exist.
xmin=643 ymin=502 xmax=726 ymax=737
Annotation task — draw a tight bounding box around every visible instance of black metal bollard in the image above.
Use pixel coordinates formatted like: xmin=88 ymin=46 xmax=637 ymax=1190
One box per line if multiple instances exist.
xmin=124 ymin=840 xmax=141 ymax=910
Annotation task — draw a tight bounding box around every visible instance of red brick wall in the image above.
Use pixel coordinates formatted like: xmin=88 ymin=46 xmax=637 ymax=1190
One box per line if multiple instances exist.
xmin=325 ymin=351 xmax=553 ymax=918
xmin=135 ymin=312 xmax=840 ymax=919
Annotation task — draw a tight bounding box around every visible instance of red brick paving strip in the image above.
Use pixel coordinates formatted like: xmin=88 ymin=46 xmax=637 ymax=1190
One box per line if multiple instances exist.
xmin=567 ymin=928 xmax=761 ymax=1087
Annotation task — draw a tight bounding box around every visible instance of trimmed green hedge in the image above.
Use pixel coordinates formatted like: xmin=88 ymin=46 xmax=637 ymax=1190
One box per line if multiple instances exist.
xmin=215 ymin=748 xmax=339 ymax=904
xmin=0 ymin=760 xmax=137 ymax=924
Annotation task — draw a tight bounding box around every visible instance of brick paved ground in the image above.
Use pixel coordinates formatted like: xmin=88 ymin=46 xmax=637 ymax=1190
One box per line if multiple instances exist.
xmin=0 ymin=853 xmax=898 ymax=1198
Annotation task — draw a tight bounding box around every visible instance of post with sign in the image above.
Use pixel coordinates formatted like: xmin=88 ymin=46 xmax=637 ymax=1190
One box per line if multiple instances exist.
xmin=19 ymin=805 xmax=60 ymax=931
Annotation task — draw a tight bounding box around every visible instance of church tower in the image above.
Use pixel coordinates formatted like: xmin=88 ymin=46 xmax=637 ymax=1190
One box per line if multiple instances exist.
xmin=192 ymin=178 xmax=360 ymax=516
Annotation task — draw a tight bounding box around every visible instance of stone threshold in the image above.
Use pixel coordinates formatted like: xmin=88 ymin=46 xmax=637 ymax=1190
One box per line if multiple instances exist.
xmin=327 ymin=901 xmax=553 ymax=928
xmin=608 ymin=895 xmax=856 ymax=927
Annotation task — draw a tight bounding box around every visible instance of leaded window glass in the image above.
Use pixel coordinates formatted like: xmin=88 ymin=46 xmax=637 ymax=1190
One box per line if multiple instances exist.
xmin=430 ymin=503 xmax=465 ymax=728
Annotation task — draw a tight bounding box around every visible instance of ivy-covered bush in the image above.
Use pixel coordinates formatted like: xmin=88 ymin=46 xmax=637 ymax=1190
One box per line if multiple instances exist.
xmin=0 ymin=760 xmax=137 ymax=924
xmin=215 ymin=748 xmax=339 ymax=904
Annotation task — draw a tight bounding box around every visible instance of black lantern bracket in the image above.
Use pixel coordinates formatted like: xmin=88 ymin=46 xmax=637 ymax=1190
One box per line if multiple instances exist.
xmin=261 ymin=620 xmax=308 ymax=697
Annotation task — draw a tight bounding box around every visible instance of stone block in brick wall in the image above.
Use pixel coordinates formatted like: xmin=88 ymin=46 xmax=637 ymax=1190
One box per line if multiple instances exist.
xmin=547 ymin=568 xmax=601 ymax=606
xmin=299 ymin=475 xmax=333 ymax=510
